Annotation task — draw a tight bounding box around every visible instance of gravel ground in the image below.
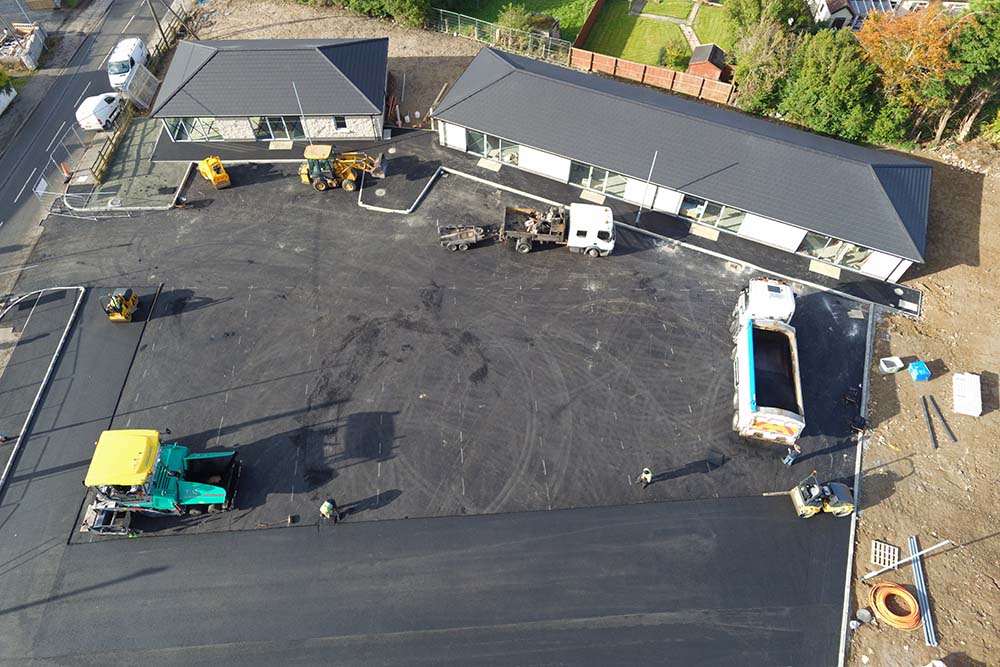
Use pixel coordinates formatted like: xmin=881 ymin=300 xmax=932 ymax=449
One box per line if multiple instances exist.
xmin=197 ymin=0 xmax=481 ymax=126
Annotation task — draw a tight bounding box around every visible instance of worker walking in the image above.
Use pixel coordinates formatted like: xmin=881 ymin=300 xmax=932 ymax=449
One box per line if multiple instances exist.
xmin=782 ymin=444 xmax=802 ymax=467
xmin=320 ymin=497 xmax=340 ymax=523
xmin=636 ymin=468 xmax=653 ymax=488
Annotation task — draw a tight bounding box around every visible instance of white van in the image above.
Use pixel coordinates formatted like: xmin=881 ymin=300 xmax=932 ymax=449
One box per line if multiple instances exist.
xmin=76 ymin=93 xmax=124 ymax=131
xmin=107 ymin=37 xmax=149 ymax=89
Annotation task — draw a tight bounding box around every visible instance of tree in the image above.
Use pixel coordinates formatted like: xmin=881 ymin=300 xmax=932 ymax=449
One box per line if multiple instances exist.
xmin=856 ymin=1 xmax=965 ymax=110
xmin=496 ymin=3 xmax=533 ymax=32
xmin=778 ymin=29 xmax=882 ymax=141
xmin=731 ymin=20 xmax=801 ymax=114
xmin=726 ymin=0 xmax=813 ymax=34
xmin=938 ymin=0 xmax=1000 ymax=141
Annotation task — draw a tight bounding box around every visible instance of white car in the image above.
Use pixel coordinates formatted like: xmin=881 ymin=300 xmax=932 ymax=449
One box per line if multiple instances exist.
xmin=76 ymin=93 xmax=124 ymax=131
xmin=107 ymin=37 xmax=149 ymax=89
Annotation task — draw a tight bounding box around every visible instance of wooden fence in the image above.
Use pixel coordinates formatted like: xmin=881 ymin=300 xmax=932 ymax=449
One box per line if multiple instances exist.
xmin=569 ymin=48 xmax=736 ymax=105
xmin=573 ymin=0 xmax=608 ymax=48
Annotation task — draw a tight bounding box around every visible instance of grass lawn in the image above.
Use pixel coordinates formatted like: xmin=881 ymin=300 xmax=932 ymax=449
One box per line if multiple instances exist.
xmin=639 ymin=0 xmax=693 ymax=19
xmin=436 ymin=0 xmax=597 ymax=43
xmin=583 ymin=0 xmax=690 ymax=66
xmin=692 ymin=4 xmax=735 ymax=51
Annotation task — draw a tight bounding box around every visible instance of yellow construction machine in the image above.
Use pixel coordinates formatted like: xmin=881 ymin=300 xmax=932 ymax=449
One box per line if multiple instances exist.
xmin=198 ymin=156 xmax=231 ymax=189
xmin=298 ymin=145 xmax=386 ymax=192
xmin=100 ymin=288 xmax=139 ymax=323
xmin=764 ymin=470 xmax=854 ymax=518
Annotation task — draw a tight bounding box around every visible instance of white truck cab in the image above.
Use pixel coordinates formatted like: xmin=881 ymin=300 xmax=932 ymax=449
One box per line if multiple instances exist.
xmin=565 ymin=203 xmax=615 ymax=256
xmin=107 ymin=38 xmax=149 ymax=89
xmin=76 ymin=93 xmax=124 ymax=131
xmin=733 ymin=277 xmax=796 ymax=323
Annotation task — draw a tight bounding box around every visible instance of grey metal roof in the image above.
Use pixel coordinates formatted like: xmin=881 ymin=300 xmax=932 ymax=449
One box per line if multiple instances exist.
xmin=434 ymin=48 xmax=930 ymax=262
xmin=152 ymin=38 xmax=387 ymax=118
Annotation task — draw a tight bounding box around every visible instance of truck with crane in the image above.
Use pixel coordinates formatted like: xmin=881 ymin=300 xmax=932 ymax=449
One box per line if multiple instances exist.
xmin=501 ymin=203 xmax=615 ymax=256
xmin=730 ymin=278 xmax=805 ymax=446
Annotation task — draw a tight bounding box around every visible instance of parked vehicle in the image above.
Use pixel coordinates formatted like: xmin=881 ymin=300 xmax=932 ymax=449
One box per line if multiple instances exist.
xmin=81 ymin=430 xmax=241 ymax=533
xmin=107 ymin=37 xmax=149 ymax=89
xmin=439 ymin=225 xmax=491 ymax=251
xmin=731 ymin=278 xmax=805 ymax=445
xmin=75 ymin=92 xmax=124 ymax=131
xmin=500 ymin=203 xmax=615 ymax=256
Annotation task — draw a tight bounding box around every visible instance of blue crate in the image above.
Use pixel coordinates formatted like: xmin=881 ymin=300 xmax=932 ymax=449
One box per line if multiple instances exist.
xmin=908 ymin=360 xmax=931 ymax=382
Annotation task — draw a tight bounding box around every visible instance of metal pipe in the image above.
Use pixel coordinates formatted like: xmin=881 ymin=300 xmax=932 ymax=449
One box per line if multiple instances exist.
xmin=909 ymin=536 xmax=938 ymax=647
xmin=861 ymin=539 xmax=955 ymax=580
xmin=921 ymin=396 xmax=937 ymax=449
xmin=928 ymin=395 xmax=957 ymax=443
xmin=0 ymin=287 xmax=87 ymax=499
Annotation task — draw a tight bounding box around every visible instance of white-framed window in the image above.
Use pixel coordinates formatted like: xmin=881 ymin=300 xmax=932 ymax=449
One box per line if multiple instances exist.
xmin=334 ymin=116 xmax=349 ymax=132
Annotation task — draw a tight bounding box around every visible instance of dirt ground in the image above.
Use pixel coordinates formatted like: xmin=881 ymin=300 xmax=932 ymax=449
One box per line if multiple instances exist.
xmin=849 ymin=146 xmax=1000 ymax=667
xmin=195 ymin=0 xmax=481 ymax=127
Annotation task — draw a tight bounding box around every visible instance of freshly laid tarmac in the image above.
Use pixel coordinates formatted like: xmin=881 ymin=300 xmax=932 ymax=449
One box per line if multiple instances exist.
xmin=30 ymin=496 xmax=848 ymax=666
xmin=0 ymin=160 xmax=866 ymax=665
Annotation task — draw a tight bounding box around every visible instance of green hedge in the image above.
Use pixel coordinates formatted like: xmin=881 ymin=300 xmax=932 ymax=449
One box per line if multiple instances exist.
xmin=0 ymin=67 xmax=11 ymax=93
xmin=297 ymin=0 xmax=431 ymax=26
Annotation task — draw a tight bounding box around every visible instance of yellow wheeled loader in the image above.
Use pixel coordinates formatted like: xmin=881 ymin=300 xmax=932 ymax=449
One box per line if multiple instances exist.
xmin=298 ymin=145 xmax=386 ymax=192
xmin=763 ymin=470 xmax=854 ymax=518
xmin=100 ymin=288 xmax=139 ymax=323
xmin=198 ymin=156 xmax=231 ymax=189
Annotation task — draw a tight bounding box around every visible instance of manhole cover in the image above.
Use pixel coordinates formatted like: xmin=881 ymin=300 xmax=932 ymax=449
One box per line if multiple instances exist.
xmin=893 ymin=287 xmax=904 ymax=296
xmin=375 ymin=188 xmax=387 ymax=197
xmin=388 ymin=147 xmax=397 ymax=154
xmin=109 ymin=198 xmax=123 ymax=208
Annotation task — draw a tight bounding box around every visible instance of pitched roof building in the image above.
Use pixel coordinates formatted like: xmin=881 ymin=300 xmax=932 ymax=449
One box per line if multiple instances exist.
xmin=433 ymin=48 xmax=931 ymax=281
xmin=152 ymin=38 xmax=388 ymax=143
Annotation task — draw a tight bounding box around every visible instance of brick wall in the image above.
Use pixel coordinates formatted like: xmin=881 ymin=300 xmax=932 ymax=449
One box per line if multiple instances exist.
xmin=568 ymin=48 xmax=735 ymax=105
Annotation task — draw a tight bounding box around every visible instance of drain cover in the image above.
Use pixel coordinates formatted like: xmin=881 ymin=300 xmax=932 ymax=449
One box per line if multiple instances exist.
xmin=871 ymin=540 xmax=899 ymax=568
xmin=388 ymin=147 xmax=397 ymax=154
xmin=375 ymin=188 xmax=386 ymax=197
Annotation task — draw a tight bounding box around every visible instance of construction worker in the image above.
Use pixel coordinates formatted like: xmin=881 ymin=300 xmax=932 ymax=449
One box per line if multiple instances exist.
xmin=782 ymin=444 xmax=802 ymax=467
xmin=320 ymin=498 xmax=340 ymax=522
xmin=637 ymin=467 xmax=653 ymax=488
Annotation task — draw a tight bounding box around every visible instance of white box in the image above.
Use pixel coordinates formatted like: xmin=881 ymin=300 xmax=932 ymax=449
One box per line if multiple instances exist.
xmin=953 ymin=373 xmax=982 ymax=417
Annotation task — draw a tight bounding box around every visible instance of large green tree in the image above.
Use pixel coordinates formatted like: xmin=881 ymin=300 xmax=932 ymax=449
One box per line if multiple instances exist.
xmin=725 ymin=0 xmax=813 ymax=34
xmin=938 ymin=0 xmax=1000 ymax=141
xmin=778 ymin=29 xmax=882 ymax=141
xmin=731 ymin=20 xmax=801 ymax=114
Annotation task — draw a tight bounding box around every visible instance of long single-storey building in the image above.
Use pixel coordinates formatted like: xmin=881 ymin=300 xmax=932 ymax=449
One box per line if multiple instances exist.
xmin=151 ymin=38 xmax=388 ymax=144
xmin=432 ymin=48 xmax=931 ymax=282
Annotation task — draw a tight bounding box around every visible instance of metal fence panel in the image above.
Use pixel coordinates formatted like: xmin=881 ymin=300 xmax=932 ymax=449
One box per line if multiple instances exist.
xmin=428 ymin=8 xmax=572 ymax=65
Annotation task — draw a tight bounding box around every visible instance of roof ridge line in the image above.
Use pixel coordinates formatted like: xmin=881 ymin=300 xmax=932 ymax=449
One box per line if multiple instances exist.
xmin=315 ymin=43 xmax=382 ymax=113
xmin=434 ymin=52 xmax=517 ymax=116
xmin=151 ymin=41 xmax=219 ymax=117
xmin=497 ymin=50 xmax=899 ymax=169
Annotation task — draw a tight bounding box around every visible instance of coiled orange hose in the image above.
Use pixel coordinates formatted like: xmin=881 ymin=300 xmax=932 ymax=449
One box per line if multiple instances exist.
xmin=869 ymin=582 xmax=922 ymax=630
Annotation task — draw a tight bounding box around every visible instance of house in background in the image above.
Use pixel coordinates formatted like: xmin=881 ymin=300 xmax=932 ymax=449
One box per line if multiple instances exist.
xmin=433 ymin=47 xmax=931 ymax=283
xmin=685 ymin=44 xmax=733 ymax=83
xmin=809 ymin=0 xmax=970 ymax=29
xmin=151 ymin=38 xmax=388 ymax=145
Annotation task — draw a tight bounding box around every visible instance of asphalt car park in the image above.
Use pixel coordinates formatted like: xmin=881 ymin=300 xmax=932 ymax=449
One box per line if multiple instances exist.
xmin=0 ymin=164 xmax=865 ymax=539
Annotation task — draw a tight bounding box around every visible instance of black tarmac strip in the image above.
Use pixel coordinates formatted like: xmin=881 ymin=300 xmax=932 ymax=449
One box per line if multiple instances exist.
xmin=34 ymin=497 xmax=847 ymax=666
xmin=0 ymin=162 xmax=867 ymax=664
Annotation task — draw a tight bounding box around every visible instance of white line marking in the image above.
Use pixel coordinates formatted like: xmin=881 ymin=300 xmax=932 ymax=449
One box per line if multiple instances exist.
xmin=13 ymin=168 xmax=37 ymax=203
xmin=133 ymin=392 xmax=140 ymax=404
xmin=214 ymin=417 xmax=224 ymax=445
xmin=99 ymin=47 xmax=115 ymax=67
xmin=541 ymin=459 xmax=547 ymax=476
xmin=305 ymin=383 xmax=309 ymax=396
xmin=73 ymin=81 xmax=92 ymax=107
xmin=45 ymin=122 xmax=67 ymax=152
xmin=225 ymin=391 xmax=230 ymax=404
xmin=461 ymin=477 xmax=465 ymax=495
xmin=126 ymin=416 xmax=132 ymax=427
xmin=244 ymin=309 xmax=248 ymax=318
xmin=121 ymin=14 xmax=136 ymax=32
xmin=377 ymin=461 xmax=381 ymax=478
